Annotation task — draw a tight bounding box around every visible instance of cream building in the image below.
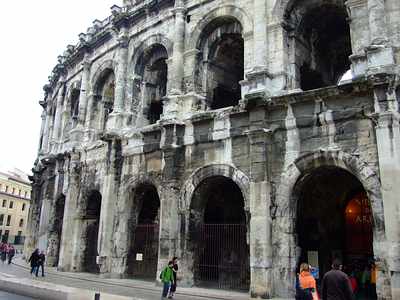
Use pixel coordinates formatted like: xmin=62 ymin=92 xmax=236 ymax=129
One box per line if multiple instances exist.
xmin=0 ymin=169 xmax=31 ymax=246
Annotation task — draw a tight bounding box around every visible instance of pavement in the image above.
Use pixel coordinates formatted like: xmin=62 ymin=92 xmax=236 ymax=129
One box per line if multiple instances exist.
xmin=0 ymin=256 xmax=250 ymax=300
xmin=0 ymin=291 xmax=35 ymax=300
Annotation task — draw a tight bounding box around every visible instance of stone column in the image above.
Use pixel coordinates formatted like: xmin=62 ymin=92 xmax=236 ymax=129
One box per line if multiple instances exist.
xmin=246 ymin=127 xmax=273 ymax=298
xmin=38 ymin=109 xmax=47 ymax=153
xmin=52 ymin=80 xmax=66 ymax=143
xmin=253 ymin=0 xmax=267 ymax=69
xmin=58 ymin=152 xmax=81 ymax=271
xmin=163 ymin=2 xmax=186 ymax=119
xmin=78 ymin=57 xmax=91 ymax=127
xmin=368 ymin=0 xmax=388 ymax=44
xmin=41 ymin=104 xmax=52 ymax=153
xmin=373 ymin=80 xmax=400 ymax=299
xmin=106 ymin=29 xmax=129 ymax=132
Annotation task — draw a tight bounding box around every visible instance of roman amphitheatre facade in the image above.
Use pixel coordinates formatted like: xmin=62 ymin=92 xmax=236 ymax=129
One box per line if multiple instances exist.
xmin=26 ymin=0 xmax=400 ymax=298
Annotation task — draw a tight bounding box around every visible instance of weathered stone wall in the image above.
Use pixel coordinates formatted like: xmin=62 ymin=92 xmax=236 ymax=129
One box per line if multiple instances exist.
xmin=26 ymin=0 xmax=400 ymax=298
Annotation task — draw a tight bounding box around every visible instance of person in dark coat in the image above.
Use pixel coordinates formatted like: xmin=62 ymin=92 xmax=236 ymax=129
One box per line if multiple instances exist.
xmin=36 ymin=250 xmax=46 ymax=277
xmin=28 ymin=249 xmax=40 ymax=276
xmin=168 ymin=257 xmax=179 ymax=299
xmin=321 ymin=259 xmax=354 ymax=300
xmin=0 ymin=243 xmax=6 ymax=264
xmin=7 ymin=245 xmax=15 ymax=264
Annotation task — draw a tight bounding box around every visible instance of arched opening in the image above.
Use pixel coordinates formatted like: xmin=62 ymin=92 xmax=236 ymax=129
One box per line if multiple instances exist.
xmin=295 ymin=166 xmax=376 ymax=299
xmin=93 ymin=69 xmax=115 ymax=132
xmin=70 ymin=89 xmax=80 ymax=120
xmin=285 ymin=2 xmax=352 ymax=91
xmin=190 ymin=176 xmax=249 ymax=290
xmin=135 ymin=44 xmax=168 ymax=125
xmin=83 ymin=190 xmax=101 ymax=273
xmin=196 ymin=18 xmax=244 ymax=109
xmin=126 ymin=184 xmax=160 ymax=279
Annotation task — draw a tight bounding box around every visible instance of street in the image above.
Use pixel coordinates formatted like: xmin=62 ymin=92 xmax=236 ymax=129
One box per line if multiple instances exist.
xmin=0 ymin=291 xmax=34 ymax=300
xmin=0 ymin=259 xmax=247 ymax=300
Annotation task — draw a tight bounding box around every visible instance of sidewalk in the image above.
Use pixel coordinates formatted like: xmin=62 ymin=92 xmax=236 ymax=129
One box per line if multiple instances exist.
xmin=0 ymin=257 xmax=249 ymax=300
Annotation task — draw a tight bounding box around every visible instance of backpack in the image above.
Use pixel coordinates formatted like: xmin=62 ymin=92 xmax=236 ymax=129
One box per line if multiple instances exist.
xmin=159 ymin=269 xmax=164 ymax=280
xmin=295 ymin=275 xmax=313 ymax=300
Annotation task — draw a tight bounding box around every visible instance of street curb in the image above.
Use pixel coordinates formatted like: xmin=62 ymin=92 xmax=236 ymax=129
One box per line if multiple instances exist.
xmin=0 ymin=272 xmax=135 ymax=300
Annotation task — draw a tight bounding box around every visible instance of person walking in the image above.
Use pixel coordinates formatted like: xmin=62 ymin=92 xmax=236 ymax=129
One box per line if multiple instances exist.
xmin=7 ymin=245 xmax=15 ymax=264
xmin=28 ymin=249 xmax=40 ymax=276
xmin=0 ymin=243 xmax=7 ymax=264
xmin=36 ymin=250 xmax=46 ymax=277
xmin=321 ymin=259 xmax=354 ymax=300
xmin=168 ymin=257 xmax=179 ymax=299
xmin=295 ymin=263 xmax=318 ymax=300
xmin=160 ymin=261 xmax=174 ymax=300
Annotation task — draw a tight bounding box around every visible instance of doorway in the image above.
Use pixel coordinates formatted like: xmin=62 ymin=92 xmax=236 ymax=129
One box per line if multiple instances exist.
xmin=295 ymin=166 xmax=376 ymax=299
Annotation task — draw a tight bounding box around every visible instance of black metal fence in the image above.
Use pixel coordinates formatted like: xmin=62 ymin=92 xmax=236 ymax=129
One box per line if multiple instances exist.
xmin=193 ymin=224 xmax=250 ymax=291
xmin=128 ymin=224 xmax=159 ymax=279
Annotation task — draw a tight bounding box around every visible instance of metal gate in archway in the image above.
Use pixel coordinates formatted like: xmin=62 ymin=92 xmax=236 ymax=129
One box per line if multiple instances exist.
xmin=193 ymin=223 xmax=250 ymax=291
xmin=129 ymin=224 xmax=159 ymax=279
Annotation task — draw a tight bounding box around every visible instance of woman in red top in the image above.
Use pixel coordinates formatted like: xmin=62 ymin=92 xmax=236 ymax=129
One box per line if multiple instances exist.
xmin=296 ymin=263 xmax=319 ymax=300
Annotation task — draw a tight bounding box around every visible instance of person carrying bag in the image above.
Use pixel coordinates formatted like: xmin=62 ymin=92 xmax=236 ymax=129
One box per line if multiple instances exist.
xmin=296 ymin=263 xmax=319 ymax=300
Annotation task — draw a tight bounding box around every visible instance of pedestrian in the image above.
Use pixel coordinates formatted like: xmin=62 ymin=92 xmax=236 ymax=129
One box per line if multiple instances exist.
xmin=160 ymin=260 xmax=174 ymax=300
xmin=321 ymin=259 xmax=354 ymax=300
xmin=168 ymin=256 xmax=179 ymax=299
xmin=0 ymin=243 xmax=7 ymax=264
xmin=36 ymin=250 xmax=46 ymax=277
xmin=295 ymin=263 xmax=318 ymax=300
xmin=7 ymin=245 xmax=15 ymax=264
xmin=28 ymin=249 xmax=40 ymax=276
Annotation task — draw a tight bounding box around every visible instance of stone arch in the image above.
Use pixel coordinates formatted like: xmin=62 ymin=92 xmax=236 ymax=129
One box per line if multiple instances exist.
xmin=271 ymin=150 xmax=387 ymax=298
xmin=129 ymin=34 xmax=173 ymax=76
xmin=188 ymin=5 xmax=253 ymax=50
xmin=181 ymin=164 xmax=250 ymax=212
xmin=111 ymin=173 xmax=162 ymax=275
xmin=90 ymin=60 xmax=116 ymax=93
xmin=278 ymin=0 xmax=351 ymax=90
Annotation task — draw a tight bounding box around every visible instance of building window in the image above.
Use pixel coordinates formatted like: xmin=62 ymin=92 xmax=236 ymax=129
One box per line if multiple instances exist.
xmin=12 ymin=187 xmax=15 ymax=194
xmin=6 ymin=215 xmax=11 ymax=226
xmin=0 ymin=214 xmax=3 ymax=226
xmin=14 ymin=231 xmax=22 ymax=245
xmin=2 ymin=200 xmax=6 ymax=207
xmin=9 ymin=201 xmax=13 ymax=209
xmin=18 ymin=189 xmax=21 ymax=196
xmin=5 ymin=186 xmax=8 ymax=193
xmin=22 ymin=203 xmax=26 ymax=211
xmin=24 ymin=191 xmax=27 ymax=198
xmin=19 ymin=219 xmax=24 ymax=227
xmin=0 ymin=230 xmax=2 ymax=238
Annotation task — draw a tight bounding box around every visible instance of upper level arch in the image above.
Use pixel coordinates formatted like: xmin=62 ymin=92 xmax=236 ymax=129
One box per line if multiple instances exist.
xmin=192 ymin=12 xmax=247 ymax=110
xmin=130 ymin=35 xmax=172 ymax=125
xmin=281 ymin=0 xmax=352 ymax=91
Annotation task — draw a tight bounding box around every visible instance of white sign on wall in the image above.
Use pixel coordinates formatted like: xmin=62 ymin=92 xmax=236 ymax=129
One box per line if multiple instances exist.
xmin=136 ymin=253 xmax=143 ymax=261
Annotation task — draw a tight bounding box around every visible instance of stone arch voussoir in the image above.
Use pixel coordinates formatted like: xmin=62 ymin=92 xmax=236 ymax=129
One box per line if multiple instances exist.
xmin=181 ymin=164 xmax=250 ymax=213
xmin=188 ymin=4 xmax=253 ymax=50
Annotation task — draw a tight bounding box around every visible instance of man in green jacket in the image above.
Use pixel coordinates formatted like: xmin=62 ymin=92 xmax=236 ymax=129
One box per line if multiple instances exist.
xmin=161 ymin=261 xmax=174 ymax=300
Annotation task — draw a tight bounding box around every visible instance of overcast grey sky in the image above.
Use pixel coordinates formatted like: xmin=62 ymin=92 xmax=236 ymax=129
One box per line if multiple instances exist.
xmin=0 ymin=1 xmax=121 ymax=174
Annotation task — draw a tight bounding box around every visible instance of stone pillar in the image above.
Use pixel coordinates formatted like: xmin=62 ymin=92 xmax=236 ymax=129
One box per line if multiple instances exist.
xmin=373 ymin=80 xmax=400 ymax=299
xmin=253 ymin=0 xmax=267 ymax=69
xmin=368 ymin=0 xmax=388 ymax=44
xmin=78 ymin=57 xmax=91 ymax=127
xmin=366 ymin=0 xmax=395 ymax=75
xmin=38 ymin=109 xmax=47 ymax=153
xmin=52 ymin=80 xmax=66 ymax=142
xmin=46 ymin=157 xmax=65 ymax=267
xmin=97 ymin=139 xmax=121 ymax=275
xmin=163 ymin=3 xmax=186 ymax=119
xmin=58 ymin=152 xmax=81 ymax=271
xmin=107 ymin=29 xmax=129 ymax=131
xmin=246 ymin=127 xmax=273 ymax=298
xmin=41 ymin=105 xmax=52 ymax=153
